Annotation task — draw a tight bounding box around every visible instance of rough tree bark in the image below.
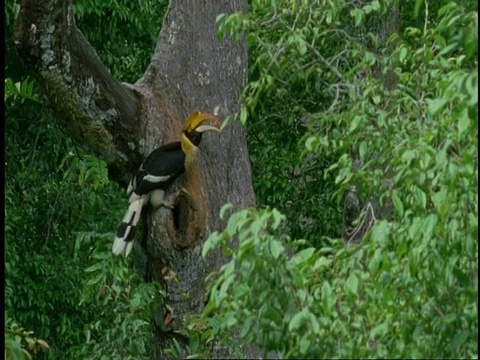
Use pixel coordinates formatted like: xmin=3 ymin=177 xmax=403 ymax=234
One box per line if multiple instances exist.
xmin=14 ymin=1 xmax=255 ymax=358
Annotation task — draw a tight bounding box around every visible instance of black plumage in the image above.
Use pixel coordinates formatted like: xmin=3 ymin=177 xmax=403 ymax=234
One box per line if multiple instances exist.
xmin=130 ymin=142 xmax=185 ymax=197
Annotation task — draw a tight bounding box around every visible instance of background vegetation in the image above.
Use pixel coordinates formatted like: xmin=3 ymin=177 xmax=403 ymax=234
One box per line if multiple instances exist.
xmin=5 ymin=0 xmax=477 ymax=359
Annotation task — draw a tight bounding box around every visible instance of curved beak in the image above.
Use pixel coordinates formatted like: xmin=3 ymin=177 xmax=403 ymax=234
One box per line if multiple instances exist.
xmin=182 ymin=111 xmax=220 ymax=133
xmin=195 ymin=124 xmax=220 ymax=133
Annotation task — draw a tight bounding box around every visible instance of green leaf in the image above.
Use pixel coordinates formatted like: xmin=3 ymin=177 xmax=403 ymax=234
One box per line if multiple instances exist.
xmin=359 ymin=141 xmax=368 ymax=161
xmin=269 ymin=239 xmax=284 ymax=259
xmin=295 ymin=35 xmax=307 ymax=56
xmin=271 ymin=208 xmax=285 ymax=229
xmin=427 ymin=97 xmax=448 ymax=115
xmin=415 ymin=187 xmax=427 ymax=209
xmin=350 ymin=8 xmax=364 ymax=26
xmin=219 ymin=203 xmax=234 ymax=219
xmin=294 ymin=248 xmax=316 ymax=263
xmin=314 ymin=256 xmax=333 ymax=271
xmin=130 ymin=295 xmax=141 ymax=307
xmin=305 ymin=136 xmax=319 ymax=152
xmin=457 ymin=109 xmax=470 ymax=135
xmin=84 ymin=262 xmax=103 ymax=273
xmin=423 ymin=214 xmax=437 ymax=239
xmin=371 ymin=221 xmax=390 ymax=243
xmin=370 ymin=322 xmax=388 ymax=339
xmin=433 ymin=34 xmax=446 ymax=47
xmin=438 ymin=42 xmax=458 ymax=56
xmin=392 ymin=191 xmax=404 ymax=217
xmin=240 ymin=106 xmax=248 ymax=126
xmin=402 ymin=149 xmax=416 ymax=164
xmin=346 ymin=272 xmax=359 ymax=294
xmin=443 ymin=313 xmax=458 ymax=323
xmin=289 ymin=311 xmax=304 ymax=331
xmin=370 ymin=0 xmax=380 ymax=11
xmin=321 ymin=281 xmax=334 ymax=314
xmin=399 ymin=46 xmax=408 ymax=63
xmin=299 ymin=336 xmax=311 ymax=354
xmin=414 ymin=0 xmax=424 ymax=18
xmin=86 ymin=275 xmax=103 ymax=286
xmin=452 ymin=330 xmax=470 ymax=348
xmin=305 ymin=311 xmax=320 ymax=333
xmin=408 ymin=217 xmax=423 ymax=240
xmin=349 ymin=115 xmax=363 ymax=132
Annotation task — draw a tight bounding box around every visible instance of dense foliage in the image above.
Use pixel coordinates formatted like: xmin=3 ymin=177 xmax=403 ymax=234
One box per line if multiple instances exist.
xmin=5 ymin=0 xmax=477 ymax=359
xmin=200 ymin=0 xmax=478 ymax=358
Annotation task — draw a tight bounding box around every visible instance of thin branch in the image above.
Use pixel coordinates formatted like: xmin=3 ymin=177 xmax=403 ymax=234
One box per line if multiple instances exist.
xmin=307 ymin=42 xmax=347 ymax=84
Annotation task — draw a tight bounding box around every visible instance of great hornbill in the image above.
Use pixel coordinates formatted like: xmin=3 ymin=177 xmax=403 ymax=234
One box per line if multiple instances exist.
xmin=112 ymin=111 xmax=220 ymax=256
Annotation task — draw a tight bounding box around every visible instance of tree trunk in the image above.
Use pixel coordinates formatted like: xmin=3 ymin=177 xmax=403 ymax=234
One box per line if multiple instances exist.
xmin=14 ymin=1 xmax=255 ymax=358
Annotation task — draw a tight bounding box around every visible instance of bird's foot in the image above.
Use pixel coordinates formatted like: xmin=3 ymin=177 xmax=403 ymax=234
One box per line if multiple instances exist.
xmin=161 ymin=199 xmax=175 ymax=209
xmin=162 ymin=189 xmax=189 ymax=209
xmin=171 ymin=188 xmax=191 ymax=200
xmin=180 ymin=188 xmax=191 ymax=197
xmin=159 ymin=188 xmax=192 ymax=209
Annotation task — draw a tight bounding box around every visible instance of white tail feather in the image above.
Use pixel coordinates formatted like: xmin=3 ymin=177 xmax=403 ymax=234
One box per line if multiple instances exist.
xmin=112 ymin=198 xmax=144 ymax=256
xmin=125 ymin=241 xmax=134 ymax=257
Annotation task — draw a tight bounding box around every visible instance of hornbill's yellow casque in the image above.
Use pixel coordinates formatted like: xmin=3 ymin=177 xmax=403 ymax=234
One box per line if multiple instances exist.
xmin=112 ymin=111 xmax=220 ymax=256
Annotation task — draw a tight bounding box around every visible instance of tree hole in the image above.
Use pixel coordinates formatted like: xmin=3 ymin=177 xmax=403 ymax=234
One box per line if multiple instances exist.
xmin=171 ymin=198 xmax=190 ymax=240
xmin=172 ymin=203 xmax=181 ymax=231
xmin=166 ymin=188 xmax=203 ymax=249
